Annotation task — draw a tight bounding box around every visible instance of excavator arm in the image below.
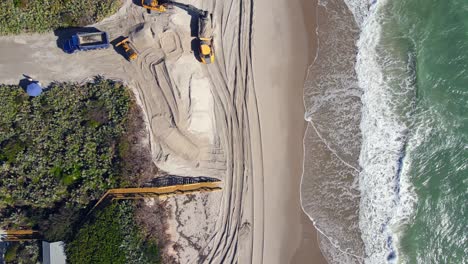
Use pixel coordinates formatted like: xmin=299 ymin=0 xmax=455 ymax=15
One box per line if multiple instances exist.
xmin=166 ymin=1 xmax=208 ymax=17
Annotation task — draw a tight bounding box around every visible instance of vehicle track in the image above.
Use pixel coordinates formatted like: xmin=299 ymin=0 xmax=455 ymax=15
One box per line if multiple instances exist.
xmin=195 ymin=0 xmax=261 ymax=263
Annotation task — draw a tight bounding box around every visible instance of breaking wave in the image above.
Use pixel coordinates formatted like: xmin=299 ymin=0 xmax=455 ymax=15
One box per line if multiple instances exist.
xmin=302 ymin=0 xmax=418 ymax=263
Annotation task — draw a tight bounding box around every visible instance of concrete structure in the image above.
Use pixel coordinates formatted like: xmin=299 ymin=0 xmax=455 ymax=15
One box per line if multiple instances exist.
xmin=42 ymin=242 xmax=66 ymax=264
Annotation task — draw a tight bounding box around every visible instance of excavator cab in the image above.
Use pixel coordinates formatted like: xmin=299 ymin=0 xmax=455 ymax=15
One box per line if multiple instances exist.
xmin=142 ymin=0 xmax=167 ymax=12
xmin=199 ymin=40 xmax=214 ymax=64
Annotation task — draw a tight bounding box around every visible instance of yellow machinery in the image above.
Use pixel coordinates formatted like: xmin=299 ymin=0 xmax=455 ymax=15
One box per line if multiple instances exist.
xmin=198 ymin=12 xmax=215 ymax=64
xmin=199 ymin=38 xmax=214 ymax=64
xmin=116 ymin=38 xmax=138 ymax=61
xmin=142 ymin=0 xmax=167 ymax=12
xmin=139 ymin=1 xmax=215 ymax=64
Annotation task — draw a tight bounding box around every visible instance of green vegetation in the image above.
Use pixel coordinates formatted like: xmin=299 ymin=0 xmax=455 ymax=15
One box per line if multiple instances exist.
xmin=0 ymin=79 xmax=164 ymax=263
xmin=4 ymin=241 xmax=39 ymax=264
xmin=0 ymin=79 xmax=130 ymax=213
xmin=0 ymin=0 xmax=121 ymax=34
xmin=66 ymin=202 xmax=160 ymax=264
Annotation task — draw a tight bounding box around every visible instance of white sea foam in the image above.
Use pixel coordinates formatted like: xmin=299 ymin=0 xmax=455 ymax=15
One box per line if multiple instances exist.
xmin=341 ymin=0 xmax=372 ymax=27
xmin=303 ymin=0 xmax=419 ymax=262
xmin=354 ymin=0 xmax=418 ymax=263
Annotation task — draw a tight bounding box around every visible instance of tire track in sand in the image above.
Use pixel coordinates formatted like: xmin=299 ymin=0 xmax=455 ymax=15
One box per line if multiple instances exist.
xmin=196 ymin=0 xmax=263 ymax=263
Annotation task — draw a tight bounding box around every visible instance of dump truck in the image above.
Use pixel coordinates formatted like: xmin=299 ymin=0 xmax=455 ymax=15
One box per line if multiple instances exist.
xmin=64 ymin=32 xmax=110 ymax=54
xmin=116 ymin=38 xmax=138 ymax=61
xmin=141 ymin=0 xmax=167 ymax=12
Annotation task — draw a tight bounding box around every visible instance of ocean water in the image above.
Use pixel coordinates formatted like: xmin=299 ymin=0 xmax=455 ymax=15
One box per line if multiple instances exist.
xmin=302 ymin=0 xmax=467 ymax=263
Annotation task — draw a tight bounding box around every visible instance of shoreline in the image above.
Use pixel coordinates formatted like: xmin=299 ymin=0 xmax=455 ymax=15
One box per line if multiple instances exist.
xmin=300 ymin=0 xmax=366 ymax=262
xmin=252 ymin=0 xmax=326 ymax=262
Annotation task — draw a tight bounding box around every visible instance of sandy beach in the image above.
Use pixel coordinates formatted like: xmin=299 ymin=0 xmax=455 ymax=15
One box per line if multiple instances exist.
xmin=252 ymin=0 xmax=326 ymax=263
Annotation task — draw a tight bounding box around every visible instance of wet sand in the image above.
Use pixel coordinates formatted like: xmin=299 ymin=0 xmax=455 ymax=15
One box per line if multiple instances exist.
xmin=252 ymin=0 xmax=326 ymax=262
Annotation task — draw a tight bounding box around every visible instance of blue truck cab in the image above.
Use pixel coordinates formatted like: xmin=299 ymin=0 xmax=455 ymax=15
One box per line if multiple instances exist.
xmin=63 ymin=32 xmax=110 ymax=54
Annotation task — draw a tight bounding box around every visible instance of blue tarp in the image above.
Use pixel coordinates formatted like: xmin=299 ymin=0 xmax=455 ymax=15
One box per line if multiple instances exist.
xmin=27 ymin=83 xmax=42 ymax=97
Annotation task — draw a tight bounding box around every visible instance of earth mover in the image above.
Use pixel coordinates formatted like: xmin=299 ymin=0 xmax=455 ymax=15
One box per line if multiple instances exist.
xmin=167 ymin=2 xmax=215 ymax=64
xmin=197 ymin=11 xmax=214 ymax=64
xmin=139 ymin=1 xmax=214 ymax=64
xmin=116 ymin=38 xmax=138 ymax=61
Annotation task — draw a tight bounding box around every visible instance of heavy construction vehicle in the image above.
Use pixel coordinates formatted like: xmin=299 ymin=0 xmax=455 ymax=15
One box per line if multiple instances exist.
xmin=116 ymin=38 xmax=138 ymax=61
xmin=168 ymin=2 xmax=215 ymax=64
xmin=64 ymin=31 xmax=109 ymax=54
xmin=141 ymin=0 xmax=167 ymax=12
xmin=197 ymin=11 xmax=215 ymax=64
xmin=139 ymin=1 xmax=214 ymax=63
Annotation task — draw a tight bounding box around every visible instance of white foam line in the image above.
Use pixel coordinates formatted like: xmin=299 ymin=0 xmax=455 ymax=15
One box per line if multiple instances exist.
xmin=308 ymin=119 xmax=360 ymax=172
xmin=300 ymin=123 xmax=364 ymax=263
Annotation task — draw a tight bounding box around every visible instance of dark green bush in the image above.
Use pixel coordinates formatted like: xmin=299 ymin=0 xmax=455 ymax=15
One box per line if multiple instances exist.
xmin=66 ymin=202 xmax=160 ymax=264
xmin=0 ymin=79 xmax=130 ymax=212
xmin=4 ymin=241 xmax=39 ymax=264
xmin=0 ymin=79 xmax=163 ymax=263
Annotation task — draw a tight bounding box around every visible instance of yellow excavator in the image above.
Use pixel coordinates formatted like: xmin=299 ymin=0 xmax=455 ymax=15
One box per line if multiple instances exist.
xmin=116 ymin=38 xmax=138 ymax=61
xmin=141 ymin=0 xmax=167 ymax=12
xmin=140 ymin=1 xmax=214 ymax=64
xmin=197 ymin=11 xmax=214 ymax=64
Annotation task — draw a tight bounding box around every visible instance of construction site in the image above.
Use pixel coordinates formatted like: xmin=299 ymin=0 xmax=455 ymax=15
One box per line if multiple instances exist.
xmin=0 ymin=0 xmax=258 ymax=262
xmin=0 ymin=0 xmax=326 ymax=263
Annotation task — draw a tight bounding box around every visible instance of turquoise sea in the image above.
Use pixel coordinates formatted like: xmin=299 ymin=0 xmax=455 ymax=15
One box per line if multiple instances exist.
xmin=357 ymin=0 xmax=467 ymax=262
xmin=387 ymin=0 xmax=467 ymax=262
xmin=301 ymin=0 xmax=466 ymax=262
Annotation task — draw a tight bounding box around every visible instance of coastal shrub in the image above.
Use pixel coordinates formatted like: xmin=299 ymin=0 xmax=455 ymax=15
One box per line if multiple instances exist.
xmin=0 ymin=0 xmax=122 ymax=34
xmin=0 ymin=79 xmax=130 ymax=212
xmin=4 ymin=241 xmax=39 ymax=264
xmin=4 ymin=243 xmax=19 ymax=262
xmin=66 ymin=202 xmax=160 ymax=264
xmin=0 ymin=79 xmax=162 ymax=262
